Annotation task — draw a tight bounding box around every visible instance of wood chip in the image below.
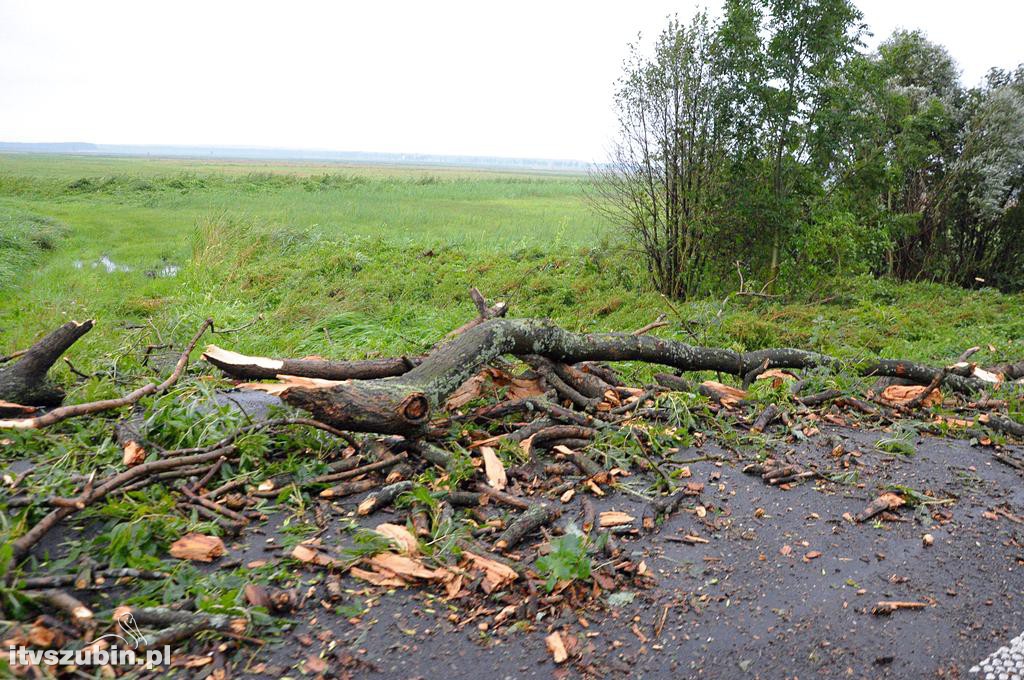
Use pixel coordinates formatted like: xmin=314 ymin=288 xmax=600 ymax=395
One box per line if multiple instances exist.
xmin=122 ymin=440 xmax=146 ymax=467
xmin=305 ymin=656 xmax=328 ymax=674
xmin=872 ymin=600 xmax=928 ymax=615
xmin=462 ymin=551 xmax=518 ymax=592
xmin=291 ymin=543 xmax=345 ymax=568
xmin=243 ymin=584 xmax=271 ymax=608
xmin=599 ymin=511 xmax=635 ymax=527
xmin=507 ymin=376 xmax=545 ymax=400
xmin=881 ymin=384 xmax=942 ymax=407
xmin=374 ymin=523 xmax=418 ymax=555
xmin=365 ymin=553 xmax=440 ymax=581
xmin=700 ymin=380 xmax=747 ymax=406
xmin=756 ymin=368 xmax=797 ymax=386
xmin=445 ymin=372 xmax=490 ymax=410
xmin=545 ymin=631 xmax=568 ymax=664
xmin=184 ymin=656 xmax=214 ymax=668
xmin=350 ymin=566 xmax=406 ymax=587
xmin=169 ymin=534 xmax=226 ymax=562
xmin=480 ymin=446 xmax=507 ymax=490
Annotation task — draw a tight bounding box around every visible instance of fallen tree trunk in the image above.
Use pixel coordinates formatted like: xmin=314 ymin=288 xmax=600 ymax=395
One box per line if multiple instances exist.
xmin=0 ymin=320 xmax=93 ymax=406
xmin=279 ymin=317 xmax=1011 ymax=436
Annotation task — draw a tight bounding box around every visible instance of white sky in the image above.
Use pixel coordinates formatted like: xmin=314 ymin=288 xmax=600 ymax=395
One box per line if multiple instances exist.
xmin=1 ymin=0 xmax=1021 ymax=162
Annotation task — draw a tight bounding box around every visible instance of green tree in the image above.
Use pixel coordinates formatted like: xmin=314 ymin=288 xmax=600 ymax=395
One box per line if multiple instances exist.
xmin=933 ymin=69 xmax=1024 ymax=287
xmin=598 ymin=4 xmax=1024 ymax=296
xmin=594 ymin=13 xmax=730 ymax=299
xmin=875 ymin=30 xmax=964 ymax=280
xmin=717 ymin=0 xmax=865 ymax=287
xmin=865 ymin=32 xmax=1024 ymax=288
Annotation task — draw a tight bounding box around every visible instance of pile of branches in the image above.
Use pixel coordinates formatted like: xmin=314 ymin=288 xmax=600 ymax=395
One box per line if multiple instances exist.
xmin=1 ymin=288 xmax=1022 ymax=671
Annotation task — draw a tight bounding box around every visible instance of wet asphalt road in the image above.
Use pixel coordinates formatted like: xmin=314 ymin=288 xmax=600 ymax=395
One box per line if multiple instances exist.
xmin=247 ymin=426 xmax=1023 ymax=679
xmin=15 ymin=424 xmax=1023 ymax=679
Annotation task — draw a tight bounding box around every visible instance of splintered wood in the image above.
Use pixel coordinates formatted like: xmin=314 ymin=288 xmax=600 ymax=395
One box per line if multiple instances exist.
xmin=169 ymin=534 xmax=226 ymax=562
xmin=881 ymin=384 xmax=943 ymax=407
xmin=292 ymin=535 xmax=518 ymax=600
xmin=373 ymin=523 xmax=419 ymax=555
xmin=545 ymin=631 xmax=568 ymax=663
xmin=855 ymin=492 xmax=906 ymax=522
xmin=236 ymin=374 xmax=343 ymax=396
xmin=480 ymin=446 xmax=507 ymax=490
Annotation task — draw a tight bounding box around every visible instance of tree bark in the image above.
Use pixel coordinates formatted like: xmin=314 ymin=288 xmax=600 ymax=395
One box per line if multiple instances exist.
xmin=0 ymin=320 xmax=93 ymax=406
xmin=203 ymin=345 xmax=420 ymax=381
xmin=277 ymin=318 xmax=1010 ymax=435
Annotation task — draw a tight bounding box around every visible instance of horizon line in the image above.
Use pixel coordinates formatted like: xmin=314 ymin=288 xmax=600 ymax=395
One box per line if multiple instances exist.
xmin=0 ymin=140 xmax=595 ymax=171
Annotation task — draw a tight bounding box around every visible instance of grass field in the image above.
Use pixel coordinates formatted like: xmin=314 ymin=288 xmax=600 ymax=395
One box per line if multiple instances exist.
xmin=2 ymin=152 xmax=1023 ymax=401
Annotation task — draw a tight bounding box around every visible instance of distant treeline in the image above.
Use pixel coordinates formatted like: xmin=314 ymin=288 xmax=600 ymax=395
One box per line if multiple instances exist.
xmin=595 ymin=0 xmax=1024 ymax=297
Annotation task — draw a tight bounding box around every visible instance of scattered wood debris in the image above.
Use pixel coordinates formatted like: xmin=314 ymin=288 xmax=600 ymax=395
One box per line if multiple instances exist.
xmin=855 ymin=492 xmax=906 ymax=523
xmin=169 ymin=534 xmax=226 ymax=562
xmin=872 ymin=601 xmax=929 ymax=615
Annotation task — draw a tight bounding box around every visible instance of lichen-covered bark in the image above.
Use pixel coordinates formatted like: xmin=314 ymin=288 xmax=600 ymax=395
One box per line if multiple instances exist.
xmin=281 ymin=317 xmax=1000 ymax=435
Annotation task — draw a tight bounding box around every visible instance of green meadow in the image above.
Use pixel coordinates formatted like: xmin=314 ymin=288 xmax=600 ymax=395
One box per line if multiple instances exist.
xmin=1 ymin=152 xmax=1023 ymax=403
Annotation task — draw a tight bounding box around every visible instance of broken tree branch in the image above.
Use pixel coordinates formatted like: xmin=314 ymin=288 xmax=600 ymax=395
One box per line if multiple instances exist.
xmin=7 ymin=445 xmax=237 ymax=570
xmin=0 ymin=320 xmax=94 ymax=406
xmin=495 ymin=503 xmax=559 ymax=551
xmin=0 ymin=318 xmax=213 ymax=430
xmin=203 ymin=345 xmax=422 ymax=381
xmin=275 ymin=317 xmax=1016 ymax=437
xmin=632 ymin=313 xmax=669 ymax=336
xmin=440 ymin=286 xmax=509 ymax=343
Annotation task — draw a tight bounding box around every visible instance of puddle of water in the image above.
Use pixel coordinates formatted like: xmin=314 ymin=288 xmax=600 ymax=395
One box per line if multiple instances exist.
xmin=71 ymin=255 xmax=180 ymax=277
xmin=73 ymin=256 xmax=129 ymax=272
xmin=145 ymin=261 xmax=181 ymax=278
xmin=96 ymin=254 xmax=130 ymax=273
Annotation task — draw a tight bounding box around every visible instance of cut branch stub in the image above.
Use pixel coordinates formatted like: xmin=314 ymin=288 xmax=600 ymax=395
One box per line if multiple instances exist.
xmin=0 ymin=320 xmax=94 ymax=407
xmin=282 ymin=380 xmax=431 ymax=435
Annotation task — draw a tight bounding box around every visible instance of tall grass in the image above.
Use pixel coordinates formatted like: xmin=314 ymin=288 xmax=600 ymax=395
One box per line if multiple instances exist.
xmin=0 ymin=204 xmax=67 ymax=289
xmin=0 ymin=153 xmax=1022 ymax=383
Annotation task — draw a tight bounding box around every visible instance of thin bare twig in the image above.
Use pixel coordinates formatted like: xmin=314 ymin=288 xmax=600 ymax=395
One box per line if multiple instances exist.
xmin=0 ymin=318 xmax=214 ymax=430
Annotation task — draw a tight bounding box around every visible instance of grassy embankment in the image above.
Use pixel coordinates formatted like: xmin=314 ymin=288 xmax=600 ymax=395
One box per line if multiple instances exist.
xmin=1 ymin=152 xmax=1023 ymax=402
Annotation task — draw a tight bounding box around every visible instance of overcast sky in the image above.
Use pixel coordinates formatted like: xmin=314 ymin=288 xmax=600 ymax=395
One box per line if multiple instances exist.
xmin=1 ymin=1 xmax=1021 ymax=161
